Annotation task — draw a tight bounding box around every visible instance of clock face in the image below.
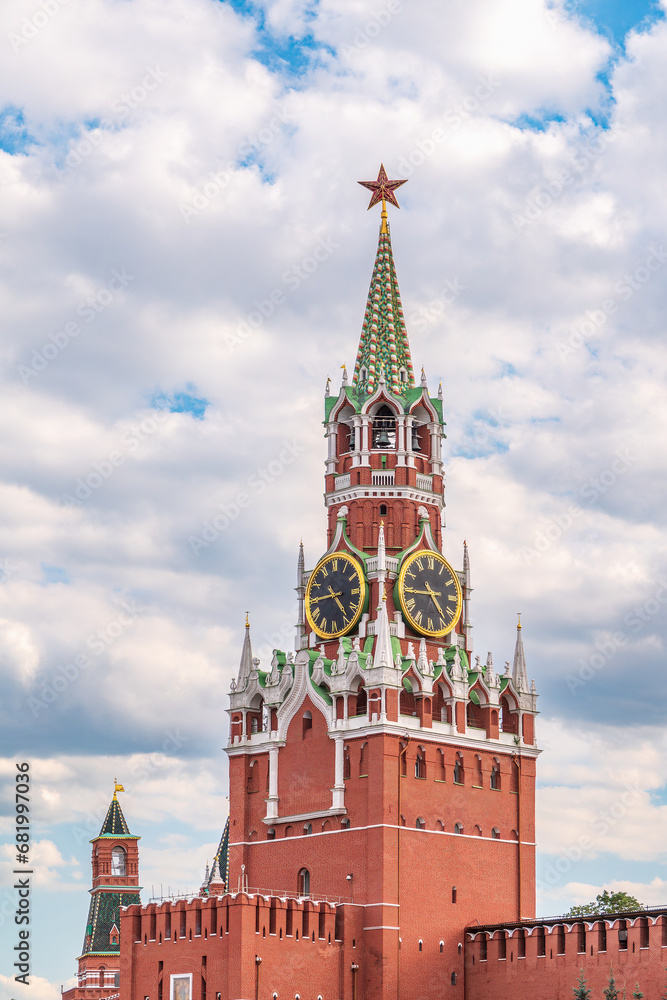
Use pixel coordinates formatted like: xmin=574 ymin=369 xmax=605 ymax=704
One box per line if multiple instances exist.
xmin=305 ymin=552 xmax=367 ymax=639
xmin=397 ymin=550 xmax=462 ymax=638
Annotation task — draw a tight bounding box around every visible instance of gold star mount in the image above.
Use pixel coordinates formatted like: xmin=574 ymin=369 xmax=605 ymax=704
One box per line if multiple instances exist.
xmin=358 ymin=164 xmax=407 ymax=211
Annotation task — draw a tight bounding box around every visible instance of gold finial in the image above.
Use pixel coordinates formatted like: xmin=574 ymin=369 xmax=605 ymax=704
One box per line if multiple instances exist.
xmin=245 ymin=612 xmax=250 ymax=629
xmin=113 ymin=779 xmax=125 ymax=799
xmin=517 ymin=612 xmax=522 ymax=630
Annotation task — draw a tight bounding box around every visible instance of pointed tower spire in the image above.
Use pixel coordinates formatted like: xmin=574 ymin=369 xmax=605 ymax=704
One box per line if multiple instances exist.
xmin=353 ymin=166 xmax=413 ymax=397
xmin=512 ymin=614 xmax=528 ymax=692
xmin=99 ymin=783 xmax=131 ymax=837
xmin=236 ymin=615 xmax=253 ymax=690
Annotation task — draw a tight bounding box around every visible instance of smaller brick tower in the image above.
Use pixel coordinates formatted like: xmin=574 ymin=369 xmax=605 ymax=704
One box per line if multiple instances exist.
xmin=63 ymin=784 xmax=141 ymax=999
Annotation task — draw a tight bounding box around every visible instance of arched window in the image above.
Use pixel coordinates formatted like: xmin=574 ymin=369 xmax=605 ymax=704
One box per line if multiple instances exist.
xmin=501 ymin=695 xmax=518 ymax=734
xmin=303 ymin=823 xmax=312 ymax=836
xmin=450 ymin=973 xmax=457 ymax=985
xmin=285 ymin=826 xmax=293 ymax=837
xmin=267 ymin=828 xmax=276 ymax=840
xmin=372 ymin=405 xmax=396 ymax=449
xmin=474 ymin=755 xmax=483 ymax=787
xmin=98 ymin=968 xmax=106 ymax=987
xmin=418 ymin=939 xmax=423 ymax=951
xmin=452 ymin=886 xmax=457 ymax=903
xmin=453 ymin=754 xmax=464 ymax=784
xmin=491 ymin=827 xmax=500 ymax=839
xmin=437 ymin=748 xmax=446 ymax=781
xmin=379 ymin=504 xmax=387 ymax=516
xmin=415 ymin=748 xmax=426 ymax=779
xmin=344 ymin=745 xmax=351 ymax=779
xmin=454 ymin=823 xmax=463 ymax=835
xmin=399 ymin=367 xmax=408 ymax=384
xmin=473 ymin=824 xmax=482 ymax=836
xmin=490 ymin=760 xmax=501 ymax=790
xmin=251 ymin=716 xmax=259 ymax=734
xmin=298 ymin=868 xmax=310 ymax=896
xmin=341 ymin=817 xmax=350 ymax=830
xmin=359 ymin=742 xmax=368 ymax=776
xmin=302 ymin=711 xmax=312 ymax=738
xmin=111 ymin=847 xmax=126 ymax=876
xmin=416 ymin=817 xmax=425 ymax=830
xmin=435 ymin=819 xmax=444 ymax=832
xmin=355 ymin=686 xmax=367 ymax=716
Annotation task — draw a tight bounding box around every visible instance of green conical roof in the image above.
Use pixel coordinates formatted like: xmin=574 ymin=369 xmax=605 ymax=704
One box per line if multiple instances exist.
xmin=98 ymin=794 xmax=132 ymax=837
xmin=352 ymin=219 xmax=414 ymax=397
xmin=205 ymin=817 xmax=230 ymax=891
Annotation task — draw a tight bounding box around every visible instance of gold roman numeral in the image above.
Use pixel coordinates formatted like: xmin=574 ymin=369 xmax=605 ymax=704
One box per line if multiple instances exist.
xmin=414 ymin=610 xmax=423 ymax=625
xmin=427 ymin=557 xmax=434 ymax=570
xmin=406 ymin=598 xmax=416 ymax=611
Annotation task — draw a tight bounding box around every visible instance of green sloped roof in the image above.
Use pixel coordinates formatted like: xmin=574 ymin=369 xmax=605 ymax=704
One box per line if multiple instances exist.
xmin=98 ymin=796 xmax=132 ymax=837
xmin=81 ymin=890 xmax=140 ymax=956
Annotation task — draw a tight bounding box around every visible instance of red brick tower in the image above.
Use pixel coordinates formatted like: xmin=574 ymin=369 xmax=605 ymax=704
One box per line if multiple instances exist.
xmin=64 ymin=784 xmax=141 ymax=999
xmin=226 ymin=168 xmax=540 ymax=1000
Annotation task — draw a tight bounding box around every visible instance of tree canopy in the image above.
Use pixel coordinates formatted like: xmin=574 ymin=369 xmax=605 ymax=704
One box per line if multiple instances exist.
xmin=566 ymin=890 xmax=642 ymax=917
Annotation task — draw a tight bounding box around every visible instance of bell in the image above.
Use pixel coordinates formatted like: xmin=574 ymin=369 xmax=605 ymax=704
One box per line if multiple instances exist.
xmin=375 ymin=427 xmax=391 ymax=448
xmin=412 ymin=428 xmax=421 ymax=451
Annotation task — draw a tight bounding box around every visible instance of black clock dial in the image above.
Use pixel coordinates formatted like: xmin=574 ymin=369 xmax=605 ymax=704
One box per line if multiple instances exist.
xmin=305 ymin=552 xmax=367 ymax=639
xmin=397 ymin=550 xmax=462 ymax=637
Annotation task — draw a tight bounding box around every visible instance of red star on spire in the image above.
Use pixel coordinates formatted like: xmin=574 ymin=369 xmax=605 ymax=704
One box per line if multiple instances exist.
xmin=358 ymin=164 xmax=407 ymax=210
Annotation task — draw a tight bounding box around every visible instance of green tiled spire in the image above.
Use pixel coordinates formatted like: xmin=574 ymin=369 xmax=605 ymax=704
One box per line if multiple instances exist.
xmin=205 ymin=816 xmax=230 ymax=892
xmin=352 ymin=219 xmax=415 ymax=397
xmin=98 ymin=790 xmax=132 ymax=837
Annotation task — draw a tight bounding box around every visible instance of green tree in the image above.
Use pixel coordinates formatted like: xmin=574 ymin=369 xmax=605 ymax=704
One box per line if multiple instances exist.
xmin=566 ymin=890 xmax=642 ymax=917
xmin=632 ymin=986 xmax=643 ymax=999
xmin=573 ymin=968 xmax=592 ymax=1000
xmin=603 ymin=967 xmax=619 ymax=1000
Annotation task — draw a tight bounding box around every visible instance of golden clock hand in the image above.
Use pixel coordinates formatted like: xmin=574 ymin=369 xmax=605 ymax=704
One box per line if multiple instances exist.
xmin=404 ymin=587 xmax=442 ymax=596
xmin=310 ymin=591 xmax=342 ymax=603
xmin=328 ymin=586 xmax=345 ymax=612
xmin=425 ymin=582 xmax=446 ymax=618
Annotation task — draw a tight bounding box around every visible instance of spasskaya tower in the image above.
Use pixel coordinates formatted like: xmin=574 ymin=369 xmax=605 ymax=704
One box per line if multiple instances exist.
xmin=223 ymin=167 xmax=540 ymax=1000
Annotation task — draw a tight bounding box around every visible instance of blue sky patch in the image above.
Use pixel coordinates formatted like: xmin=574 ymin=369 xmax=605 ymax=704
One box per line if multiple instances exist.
xmin=572 ymin=0 xmax=664 ymax=48
xmin=150 ymin=387 xmax=209 ymax=420
xmin=0 ymin=107 xmax=35 ymax=155
xmin=222 ymin=0 xmax=333 ymax=77
xmin=41 ymin=564 xmax=70 ymax=585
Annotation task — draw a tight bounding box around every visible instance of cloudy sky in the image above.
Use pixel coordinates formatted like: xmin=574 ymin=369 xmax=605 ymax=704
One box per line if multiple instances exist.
xmin=1 ymin=0 xmax=667 ymax=993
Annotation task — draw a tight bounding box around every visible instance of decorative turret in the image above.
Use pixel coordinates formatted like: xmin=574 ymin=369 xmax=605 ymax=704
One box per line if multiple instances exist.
xmin=63 ymin=784 xmax=141 ymax=1000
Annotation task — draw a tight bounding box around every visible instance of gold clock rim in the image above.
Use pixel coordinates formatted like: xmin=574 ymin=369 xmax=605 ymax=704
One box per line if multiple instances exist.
xmin=305 ymin=551 xmax=367 ymax=640
xmin=397 ymin=549 xmax=463 ymax=638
